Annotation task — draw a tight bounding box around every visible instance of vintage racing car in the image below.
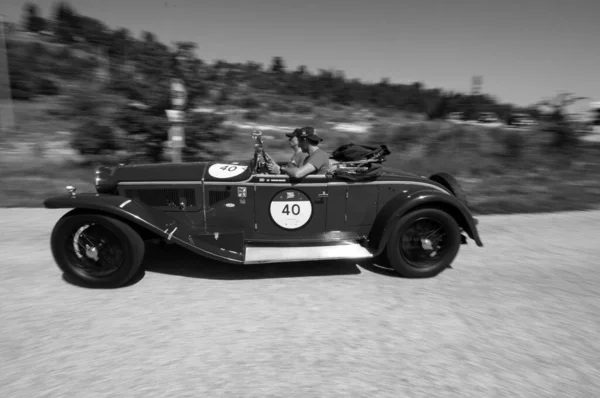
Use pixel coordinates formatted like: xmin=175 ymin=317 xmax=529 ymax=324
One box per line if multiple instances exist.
xmin=44 ymin=131 xmax=483 ymax=288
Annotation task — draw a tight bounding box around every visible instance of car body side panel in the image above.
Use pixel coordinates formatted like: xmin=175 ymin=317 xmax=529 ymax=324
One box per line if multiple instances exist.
xmin=188 ymin=232 xmax=245 ymax=262
xmin=325 ymin=184 xmax=347 ymax=231
xmin=203 ymin=183 xmax=248 ymax=232
xmin=252 ymin=175 xmax=329 ymax=238
xmin=345 ymin=185 xmax=379 ymax=236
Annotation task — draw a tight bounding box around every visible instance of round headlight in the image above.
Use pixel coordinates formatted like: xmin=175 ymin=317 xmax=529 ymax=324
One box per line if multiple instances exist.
xmin=94 ymin=166 xmax=117 ymax=194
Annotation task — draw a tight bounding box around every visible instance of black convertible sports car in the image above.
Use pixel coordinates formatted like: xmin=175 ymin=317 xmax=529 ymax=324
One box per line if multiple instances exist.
xmin=44 ymin=130 xmax=483 ymax=288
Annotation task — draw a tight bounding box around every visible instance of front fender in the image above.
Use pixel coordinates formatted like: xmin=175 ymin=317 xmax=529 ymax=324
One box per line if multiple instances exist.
xmin=368 ymin=189 xmax=483 ymax=256
xmin=43 ymin=193 xmax=174 ymax=239
xmin=43 ymin=193 xmax=245 ymax=264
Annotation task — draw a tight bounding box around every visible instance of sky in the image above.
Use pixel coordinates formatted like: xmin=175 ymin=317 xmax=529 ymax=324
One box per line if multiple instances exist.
xmin=2 ymin=0 xmax=599 ymax=111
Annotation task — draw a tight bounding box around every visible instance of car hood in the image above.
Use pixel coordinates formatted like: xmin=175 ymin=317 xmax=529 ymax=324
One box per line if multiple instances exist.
xmin=109 ymin=159 xmax=253 ymax=183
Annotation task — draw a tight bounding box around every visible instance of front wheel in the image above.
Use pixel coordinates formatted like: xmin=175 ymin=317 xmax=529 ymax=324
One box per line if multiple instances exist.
xmin=50 ymin=212 xmax=145 ymax=288
xmin=385 ymin=208 xmax=461 ymax=278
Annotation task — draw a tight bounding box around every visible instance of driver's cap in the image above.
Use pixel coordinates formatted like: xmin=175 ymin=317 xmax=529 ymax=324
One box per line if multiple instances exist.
xmin=285 ymin=128 xmax=302 ymax=138
xmin=298 ymin=126 xmax=323 ymax=142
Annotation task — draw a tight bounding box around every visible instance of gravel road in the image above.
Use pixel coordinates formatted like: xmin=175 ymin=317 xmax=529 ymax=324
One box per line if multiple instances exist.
xmin=1 ymin=209 xmax=600 ymax=397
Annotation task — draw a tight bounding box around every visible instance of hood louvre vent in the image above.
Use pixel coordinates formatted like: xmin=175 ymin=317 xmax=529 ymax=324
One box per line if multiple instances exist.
xmin=208 ymin=187 xmax=231 ymax=207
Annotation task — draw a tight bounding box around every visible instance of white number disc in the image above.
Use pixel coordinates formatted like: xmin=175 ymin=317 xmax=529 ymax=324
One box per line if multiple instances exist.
xmin=269 ymin=190 xmax=313 ymax=230
xmin=208 ymin=163 xmax=248 ymax=179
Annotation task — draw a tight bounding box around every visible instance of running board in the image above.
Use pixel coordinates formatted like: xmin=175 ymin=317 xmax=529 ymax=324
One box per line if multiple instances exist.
xmin=244 ymin=242 xmax=373 ymax=264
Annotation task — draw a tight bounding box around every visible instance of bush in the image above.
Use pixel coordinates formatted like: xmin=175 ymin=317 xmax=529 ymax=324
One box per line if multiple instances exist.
xmin=244 ymin=110 xmax=260 ymax=121
xmin=295 ymin=104 xmax=313 ymax=114
xmin=35 ymin=77 xmax=60 ymax=96
xmin=71 ymin=121 xmax=120 ymax=155
xmin=546 ymin=123 xmax=579 ymax=153
xmin=11 ymin=88 xmax=33 ymax=100
xmin=269 ymin=101 xmax=292 ymax=112
xmin=107 ymin=72 xmax=145 ymax=101
xmin=53 ymin=86 xmax=121 ymax=123
xmin=237 ymin=97 xmax=261 ymax=109
xmin=215 ymin=89 xmax=230 ymax=105
xmin=367 ymin=123 xmax=392 ymax=144
xmin=315 ymin=98 xmax=329 ymax=107
xmin=500 ymin=130 xmax=526 ymax=160
xmin=9 ymin=69 xmax=35 ymax=100
xmin=113 ymin=107 xmax=170 ymax=162
xmin=183 ymin=112 xmax=231 ymax=161
xmin=391 ymin=124 xmax=426 ymax=147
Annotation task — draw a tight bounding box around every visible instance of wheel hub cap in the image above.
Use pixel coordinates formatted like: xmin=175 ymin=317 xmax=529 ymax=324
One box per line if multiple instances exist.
xmin=85 ymin=245 xmax=99 ymax=262
xmin=421 ymin=238 xmax=433 ymax=251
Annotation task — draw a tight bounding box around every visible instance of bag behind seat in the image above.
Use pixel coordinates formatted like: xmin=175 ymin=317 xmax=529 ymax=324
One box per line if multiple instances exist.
xmin=330 ymin=143 xmax=391 ymax=162
xmin=333 ymin=162 xmax=384 ymax=181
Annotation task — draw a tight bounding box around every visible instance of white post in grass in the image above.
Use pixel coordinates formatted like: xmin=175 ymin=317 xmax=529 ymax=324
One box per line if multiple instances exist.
xmin=0 ymin=14 xmax=16 ymax=133
xmin=166 ymin=78 xmax=187 ymax=163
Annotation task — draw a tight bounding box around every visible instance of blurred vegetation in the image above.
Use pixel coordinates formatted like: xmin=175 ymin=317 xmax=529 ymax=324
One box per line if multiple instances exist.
xmin=1 ymin=2 xmax=599 ymax=213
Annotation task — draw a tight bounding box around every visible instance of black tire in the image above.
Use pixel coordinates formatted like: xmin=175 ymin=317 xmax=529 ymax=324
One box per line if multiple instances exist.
xmin=385 ymin=208 xmax=461 ymax=278
xmin=429 ymin=172 xmax=469 ymax=207
xmin=50 ymin=212 xmax=145 ymax=288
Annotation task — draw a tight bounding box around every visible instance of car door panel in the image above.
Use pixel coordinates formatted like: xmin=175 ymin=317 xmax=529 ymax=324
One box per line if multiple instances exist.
xmin=253 ymin=175 xmax=328 ymax=237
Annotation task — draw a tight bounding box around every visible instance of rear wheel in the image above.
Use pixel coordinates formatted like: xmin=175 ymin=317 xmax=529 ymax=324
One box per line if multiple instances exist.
xmin=386 ymin=208 xmax=461 ymax=278
xmin=50 ymin=212 xmax=145 ymax=288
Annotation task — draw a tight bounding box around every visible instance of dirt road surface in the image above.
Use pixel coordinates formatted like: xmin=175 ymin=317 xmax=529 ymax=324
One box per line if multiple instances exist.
xmin=2 ymin=209 xmax=600 ymax=397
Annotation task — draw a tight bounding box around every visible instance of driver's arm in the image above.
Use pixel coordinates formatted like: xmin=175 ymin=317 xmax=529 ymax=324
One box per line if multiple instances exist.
xmin=266 ymin=153 xmax=294 ymax=174
xmin=281 ymin=163 xmax=317 ymax=179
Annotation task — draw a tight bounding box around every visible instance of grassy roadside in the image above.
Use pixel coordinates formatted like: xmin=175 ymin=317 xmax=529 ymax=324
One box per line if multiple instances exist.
xmin=2 ymin=141 xmax=600 ymax=214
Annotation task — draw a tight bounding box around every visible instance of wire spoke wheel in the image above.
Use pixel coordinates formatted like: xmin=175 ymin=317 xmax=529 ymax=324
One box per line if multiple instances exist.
xmin=400 ymin=218 xmax=448 ymax=268
xmin=386 ymin=208 xmax=461 ymax=278
xmin=67 ymin=223 xmax=125 ymax=278
xmin=50 ymin=212 xmax=145 ymax=288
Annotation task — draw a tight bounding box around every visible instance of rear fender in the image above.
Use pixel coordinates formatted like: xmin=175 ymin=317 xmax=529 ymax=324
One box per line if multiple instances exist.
xmin=367 ymin=190 xmax=483 ymax=256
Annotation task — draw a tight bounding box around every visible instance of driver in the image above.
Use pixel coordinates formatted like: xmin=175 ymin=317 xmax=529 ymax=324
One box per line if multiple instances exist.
xmin=266 ymin=128 xmax=308 ymax=175
xmin=274 ymin=126 xmax=330 ymax=178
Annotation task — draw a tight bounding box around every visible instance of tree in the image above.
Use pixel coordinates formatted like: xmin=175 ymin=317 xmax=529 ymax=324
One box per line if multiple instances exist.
xmin=270 ymin=56 xmax=285 ymax=74
xmin=107 ymin=28 xmax=131 ymax=64
xmin=182 ymin=112 xmax=231 ymax=161
xmin=22 ymin=3 xmax=45 ymax=33
xmin=426 ymin=95 xmax=448 ymax=120
xmin=77 ymin=16 xmax=110 ymax=48
xmin=172 ymin=41 xmax=197 ymax=78
xmin=411 ymin=82 xmax=424 ymax=92
xmin=133 ymin=31 xmax=171 ymax=80
xmin=71 ymin=120 xmax=119 ymax=155
xmin=52 ymin=1 xmax=77 ymax=43
xmin=536 ymin=92 xmax=588 ymax=123
xmin=295 ymin=65 xmax=307 ymax=76
xmin=169 ymin=41 xmax=209 ymax=106
xmin=113 ymin=107 xmax=170 ymax=162
xmin=536 ymin=92 xmax=589 ymax=152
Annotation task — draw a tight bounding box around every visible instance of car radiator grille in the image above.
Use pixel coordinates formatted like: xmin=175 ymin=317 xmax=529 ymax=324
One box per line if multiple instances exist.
xmin=124 ymin=188 xmax=197 ymax=207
